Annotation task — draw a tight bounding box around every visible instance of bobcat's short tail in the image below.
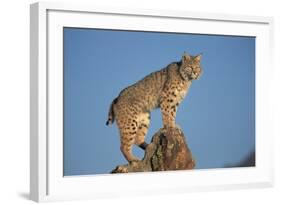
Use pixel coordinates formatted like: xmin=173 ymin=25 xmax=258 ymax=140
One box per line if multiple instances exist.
xmin=106 ymin=97 xmax=118 ymax=126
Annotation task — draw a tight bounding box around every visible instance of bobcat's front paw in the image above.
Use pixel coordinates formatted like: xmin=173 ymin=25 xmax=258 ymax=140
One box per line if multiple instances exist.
xmin=175 ymin=124 xmax=182 ymax=130
xmin=163 ymin=123 xmax=177 ymax=129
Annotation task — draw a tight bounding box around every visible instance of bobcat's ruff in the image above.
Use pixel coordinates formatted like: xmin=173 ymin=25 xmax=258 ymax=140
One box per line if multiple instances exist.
xmin=106 ymin=53 xmax=202 ymax=162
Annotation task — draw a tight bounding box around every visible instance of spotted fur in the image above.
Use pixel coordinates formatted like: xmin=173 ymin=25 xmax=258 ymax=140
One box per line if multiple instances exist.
xmin=107 ymin=53 xmax=202 ymax=162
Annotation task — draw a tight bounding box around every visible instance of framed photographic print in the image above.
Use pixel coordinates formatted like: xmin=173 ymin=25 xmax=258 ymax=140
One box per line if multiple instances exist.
xmin=30 ymin=2 xmax=274 ymax=202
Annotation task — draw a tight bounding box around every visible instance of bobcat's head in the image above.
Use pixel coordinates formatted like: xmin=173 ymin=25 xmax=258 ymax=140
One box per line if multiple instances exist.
xmin=179 ymin=53 xmax=202 ymax=80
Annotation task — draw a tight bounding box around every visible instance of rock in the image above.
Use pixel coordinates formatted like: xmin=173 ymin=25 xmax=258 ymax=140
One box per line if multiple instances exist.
xmin=111 ymin=127 xmax=195 ymax=173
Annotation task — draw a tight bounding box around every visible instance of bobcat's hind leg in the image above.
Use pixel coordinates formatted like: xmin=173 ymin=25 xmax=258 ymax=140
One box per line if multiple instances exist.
xmin=119 ymin=123 xmax=140 ymax=162
xmin=120 ymin=142 xmax=139 ymax=162
xmin=135 ymin=112 xmax=150 ymax=150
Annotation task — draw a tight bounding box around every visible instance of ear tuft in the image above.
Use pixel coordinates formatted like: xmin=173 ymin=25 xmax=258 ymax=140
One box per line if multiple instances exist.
xmin=193 ymin=54 xmax=202 ymax=62
xmin=182 ymin=52 xmax=191 ymax=62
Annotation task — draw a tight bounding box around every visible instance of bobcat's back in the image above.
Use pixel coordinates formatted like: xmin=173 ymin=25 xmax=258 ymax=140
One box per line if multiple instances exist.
xmin=117 ymin=63 xmax=180 ymax=111
xmin=106 ymin=53 xmax=202 ymax=162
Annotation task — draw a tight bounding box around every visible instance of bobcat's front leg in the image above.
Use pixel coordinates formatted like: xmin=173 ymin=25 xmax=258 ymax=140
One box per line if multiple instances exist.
xmin=160 ymin=100 xmax=177 ymax=128
xmin=160 ymin=83 xmax=179 ymax=129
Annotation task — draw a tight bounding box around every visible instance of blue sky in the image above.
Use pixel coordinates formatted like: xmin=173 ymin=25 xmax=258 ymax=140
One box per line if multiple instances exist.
xmin=63 ymin=28 xmax=255 ymax=176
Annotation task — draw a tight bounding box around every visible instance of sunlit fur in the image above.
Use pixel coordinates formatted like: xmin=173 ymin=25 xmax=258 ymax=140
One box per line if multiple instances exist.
xmin=106 ymin=53 xmax=202 ymax=162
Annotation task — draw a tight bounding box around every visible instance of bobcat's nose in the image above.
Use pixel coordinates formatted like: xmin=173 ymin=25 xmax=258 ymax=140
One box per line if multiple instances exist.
xmin=193 ymin=72 xmax=200 ymax=79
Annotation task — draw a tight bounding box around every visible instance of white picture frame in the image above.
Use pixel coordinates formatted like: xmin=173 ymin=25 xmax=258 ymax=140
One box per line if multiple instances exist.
xmin=30 ymin=1 xmax=274 ymax=202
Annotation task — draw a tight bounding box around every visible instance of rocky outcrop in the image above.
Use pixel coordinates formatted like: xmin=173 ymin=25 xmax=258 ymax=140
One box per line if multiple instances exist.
xmin=111 ymin=127 xmax=195 ymax=173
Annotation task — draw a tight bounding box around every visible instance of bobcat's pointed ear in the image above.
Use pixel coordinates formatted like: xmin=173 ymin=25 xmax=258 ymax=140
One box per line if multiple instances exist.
xmin=182 ymin=52 xmax=191 ymax=62
xmin=193 ymin=54 xmax=202 ymax=62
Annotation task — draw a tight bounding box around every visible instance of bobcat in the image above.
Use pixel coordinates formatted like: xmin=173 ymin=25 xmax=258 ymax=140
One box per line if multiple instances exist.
xmin=106 ymin=53 xmax=202 ymax=162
